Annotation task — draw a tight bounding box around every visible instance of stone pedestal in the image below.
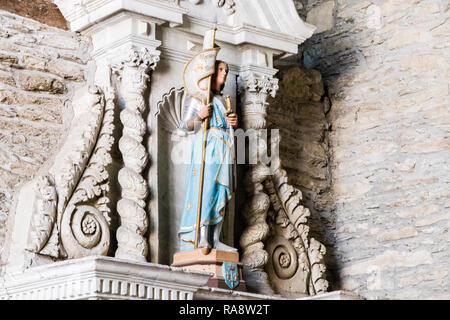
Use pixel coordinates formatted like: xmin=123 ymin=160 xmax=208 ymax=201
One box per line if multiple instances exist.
xmin=172 ymin=249 xmax=246 ymax=291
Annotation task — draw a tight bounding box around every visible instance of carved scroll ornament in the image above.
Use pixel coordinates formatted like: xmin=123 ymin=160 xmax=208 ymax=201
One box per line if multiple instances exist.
xmin=264 ymin=158 xmax=329 ymax=295
xmin=238 ymin=71 xmax=328 ymax=296
xmin=156 ymin=87 xmax=187 ymax=135
xmin=25 ymin=85 xmax=115 ymax=260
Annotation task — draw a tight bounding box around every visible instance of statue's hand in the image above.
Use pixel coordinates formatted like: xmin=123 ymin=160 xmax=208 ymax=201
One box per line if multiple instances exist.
xmin=226 ymin=113 xmax=238 ymax=129
xmin=197 ymin=103 xmax=212 ymax=120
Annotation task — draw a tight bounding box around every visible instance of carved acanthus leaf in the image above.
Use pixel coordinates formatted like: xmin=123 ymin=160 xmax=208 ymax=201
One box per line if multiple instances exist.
xmin=264 ymin=162 xmax=329 ymax=295
xmin=26 ymin=175 xmax=57 ymax=253
xmin=24 ymin=85 xmax=115 ymax=260
xmin=59 ymin=85 xmax=115 ymax=259
xmin=238 ymin=73 xmax=279 ymax=130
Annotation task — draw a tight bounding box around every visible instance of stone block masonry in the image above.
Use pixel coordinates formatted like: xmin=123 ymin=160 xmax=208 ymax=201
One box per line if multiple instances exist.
xmin=0 ymin=0 xmax=68 ymax=30
xmin=294 ymin=0 xmax=450 ymax=299
xmin=0 ymin=10 xmax=93 ymax=267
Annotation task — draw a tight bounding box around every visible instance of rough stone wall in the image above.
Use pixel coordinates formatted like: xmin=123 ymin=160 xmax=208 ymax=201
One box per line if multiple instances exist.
xmin=290 ymin=0 xmax=450 ymax=299
xmin=0 ymin=0 xmax=68 ymax=30
xmin=0 ymin=10 xmax=92 ymax=266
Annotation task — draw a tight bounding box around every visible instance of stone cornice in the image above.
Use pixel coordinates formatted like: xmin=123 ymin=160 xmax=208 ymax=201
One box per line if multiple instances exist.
xmin=1 ymin=256 xmax=212 ymax=300
xmin=53 ymin=0 xmax=186 ymax=31
xmin=181 ymin=15 xmax=313 ymax=54
xmin=92 ymin=34 xmax=161 ymax=59
xmin=1 ymin=256 xmax=357 ymax=300
xmin=159 ymin=46 xmax=278 ymax=77
xmin=53 ymin=0 xmax=315 ymax=55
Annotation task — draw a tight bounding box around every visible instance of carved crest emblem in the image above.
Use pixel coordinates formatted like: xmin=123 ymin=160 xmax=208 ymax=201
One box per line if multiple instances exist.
xmin=222 ymin=262 xmax=239 ymax=289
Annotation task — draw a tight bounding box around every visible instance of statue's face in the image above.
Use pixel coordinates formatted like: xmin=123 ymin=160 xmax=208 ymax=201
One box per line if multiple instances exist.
xmin=215 ymin=62 xmax=229 ymax=87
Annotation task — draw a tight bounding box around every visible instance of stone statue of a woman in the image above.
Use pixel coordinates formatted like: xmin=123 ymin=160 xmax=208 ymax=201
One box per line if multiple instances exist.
xmin=178 ymin=60 xmax=238 ymax=253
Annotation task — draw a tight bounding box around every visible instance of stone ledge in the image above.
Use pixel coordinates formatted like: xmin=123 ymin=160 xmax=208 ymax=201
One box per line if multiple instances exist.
xmin=0 ymin=256 xmax=360 ymax=300
xmin=0 ymin=256 xmax=213 ymax=300
xmin=194 ymin=287 xmax=285 ymax=300
xmin=296 ymin=290 xmax=362 ymax=300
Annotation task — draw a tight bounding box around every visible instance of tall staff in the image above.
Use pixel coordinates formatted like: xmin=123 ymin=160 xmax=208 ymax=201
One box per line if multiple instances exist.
xmin=194 ymin=23 xmax=217 ymax=249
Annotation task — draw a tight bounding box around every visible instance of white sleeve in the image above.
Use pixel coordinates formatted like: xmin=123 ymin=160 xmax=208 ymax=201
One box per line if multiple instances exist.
xmin=180 ymin=97 xmax=202 ymax=131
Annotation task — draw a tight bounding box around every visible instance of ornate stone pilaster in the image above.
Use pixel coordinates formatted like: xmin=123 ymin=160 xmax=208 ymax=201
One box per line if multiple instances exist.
xmin=238 ymin=71 xmax=279 ymax=293
xmin=114 ymin=48 xmax=159 ymax=263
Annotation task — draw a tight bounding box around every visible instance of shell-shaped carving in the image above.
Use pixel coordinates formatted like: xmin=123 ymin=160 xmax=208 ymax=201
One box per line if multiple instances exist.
xmin=60 ymin=205 xmax=110 ymax=259
xmin=156 ymin=87 xmax=186 ymax=134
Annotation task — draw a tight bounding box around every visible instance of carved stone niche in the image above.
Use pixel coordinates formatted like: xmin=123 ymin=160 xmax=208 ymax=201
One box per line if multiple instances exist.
xmin=154 ymin=87 xmax=190 ymax=263
xmin=150 ymin=81 xmax=238 ymax=265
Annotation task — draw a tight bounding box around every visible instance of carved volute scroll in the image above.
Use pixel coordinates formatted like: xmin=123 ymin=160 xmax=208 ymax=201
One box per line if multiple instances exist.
xmin=238 ymin=72 xmax=279 ymax=293
xmin=114 ymin=48 xmax=159 ymax=262
xmin=22 ymin=85 xmax=115 ymax=261
xmin=238 ymin=71 xmax=328 ymax=297
xmin=262 ymin=101 xmax=328 ymax=296
xmin=59 ymin=86 xmax=116 ymax=258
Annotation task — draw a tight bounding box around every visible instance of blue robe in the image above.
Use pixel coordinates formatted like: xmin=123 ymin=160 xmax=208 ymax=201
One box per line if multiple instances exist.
xmin=178 ymin=96 xmax=233 ymax=251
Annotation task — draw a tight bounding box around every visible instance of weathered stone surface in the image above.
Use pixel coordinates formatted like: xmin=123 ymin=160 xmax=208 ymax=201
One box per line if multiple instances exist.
xmin=47 ymin=60 xmax=85 ymax=81
xmin=396 ymin=204 xmax=441 ymax=219
xmin=0 ymin=0 xmax=68 ymax=30
xmin=341 ymin=250 xmax=433 ymax=276
xmin=387 ymin=29 xmax=433 ymax=50
xmin=21 ymin=52 xmax=86 ymax=82
xmin=0 ymin=52 xmax=18 ymax=66
xmin=306 ymin=1 xmax=335 ymax=34
xmin=16 ymin=72 xmax=66 ymax=93
xmin=39 ymin=34 xmax=80 ymax=50
xmin=0 ymin=71 xmax=15 ymax=86
xmin=0 ymin=88 xmax=60 ymax=105
xmin=377 ymin=227 xmax=418 ymax=242
xmin=294 ymin=0 xmax=450 ymax=299
xmin=0 ymin=10 xmax=92 ymax=266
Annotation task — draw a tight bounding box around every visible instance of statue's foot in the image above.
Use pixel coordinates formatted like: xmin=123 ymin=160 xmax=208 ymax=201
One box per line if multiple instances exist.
xmin=198 ymin=226 xmax=212 ymax=254
xmin=215 ymin=241 xmax=238 ymax=252
xmin=198 ymin=238 xmax=212 ymax=255
xmin=201 ymin=247 xmax=212 ymax=255
xmin=198 ymin=239 xmax=212 ymax=250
